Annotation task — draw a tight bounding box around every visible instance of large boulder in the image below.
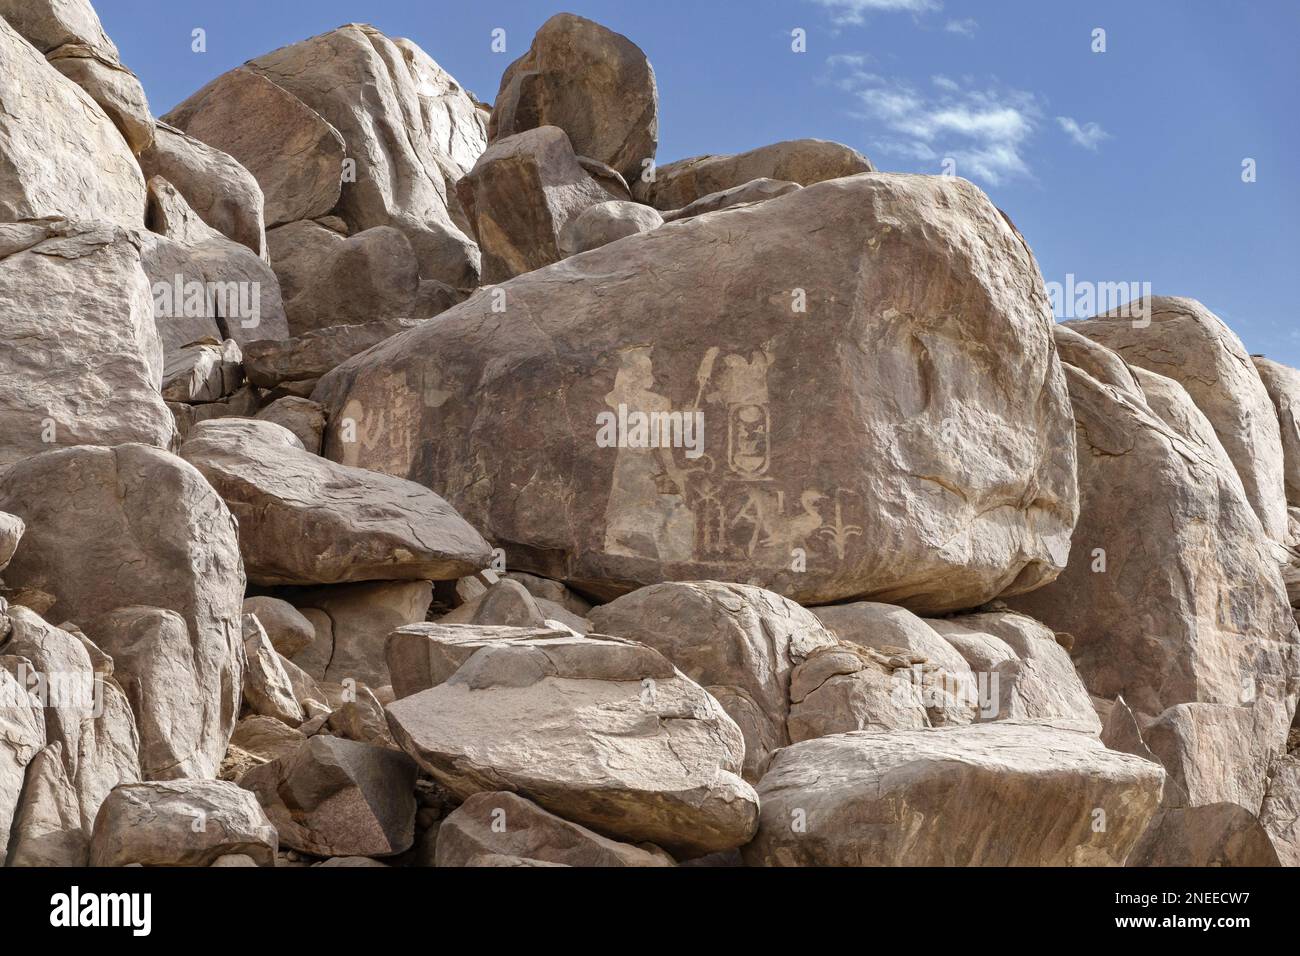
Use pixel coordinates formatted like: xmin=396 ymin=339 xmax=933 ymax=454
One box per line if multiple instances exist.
xmin=283 ymin=227 xmax=425 ymax=334
xmin=455 ymin=126 xmax=614 ymax=283
xmin=163 ymin=67 xmax=345 ymax=227
xmin=0 ymin=16 xmax=145 ymax=226
xmin=638 ymin=139 xmax=873 ymax=210
xmin=139 ymin=122 xmax=267 ymax=258
xmin=1128 ymin=803 xmax=1281 ymax=867
xmin=1253 ymin=356 xmax=1300 ymax=510
xmin=490 ymin=13 xmax=658 ymax=184
xmin=265 ymin=219 xmax=345 ymax=302
xmin=89 ymin=780 xmax=278 ymax=866
xmin=742 ymin=723 xmax=1165 ymax=866
xmin=0 ymin=512 xmax=23 ymax=571
xmin=244 ymin=24 xmax=484 ymax=289
xmin=436 ymin=791 xmax=674 ymax=867
xmin=314 ymin=174 xmax=1077 ymax=610
xmin=558 ymin=200 xmax=664 ymax=256
xmin=243 ymin=320 xmax=421 ymax=390
xmin=0 ymin=220 xmax=173 ymax=471
xmin=0 ymin=444 xmax=246 ymax=779
xmin=1260 ymin=754 xmax=1300 ymax=866
xmin=589 ymin=582 xmax=841 ymax=780
xmin=179 ymin=418 xmax=490 ymax=587
xmin=0 ymin=666 xmax=45 ymax=865
xmin=6 ymin=743 xmax=89 ymax=866
xmin=1066 ymin=297 xmax=1288 ymax=541
xmin=239 ymin=736 xmax=417 ymax=858
xmin=385 ymin=631 xmax=759 ymax=857
xmin=661 ymin=178 xmax=802 ymax=223
xmin=1007 ymin=331 xmax=1299 ymax=813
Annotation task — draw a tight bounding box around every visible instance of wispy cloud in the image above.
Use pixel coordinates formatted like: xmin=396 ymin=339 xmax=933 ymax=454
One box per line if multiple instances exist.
xmin=1056 ymin=116 xmax=1111 ymax=151
xmin=808 ymin=0 xmax=941 ymax=27
xmin=829 ymin=61 xmax=1042 ymax=185
xmin=945 ymin=18 xmax=979 ymax=36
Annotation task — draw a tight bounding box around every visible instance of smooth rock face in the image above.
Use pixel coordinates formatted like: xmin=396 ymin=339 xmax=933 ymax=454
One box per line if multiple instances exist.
xmin=1007 ymin=343 xmax=1299 ymax=812
xmin=385 ymin=633 xmax=759 ymax=857
xmin=255 ymin=398 xmax=327 ymax=455
xmin=90 ymin=780 xmax=278 ymax=867
xmin=164 ymin=67 xmax=345 ymax=227
xmin=785 ymin=642 xmax=929 ymax=742
xmin=662 ymin=178 xmax=802 ymax=223
xmin=316 ymin=174 xmax=1077 ymax=610
xmin=246 ymin=24 xmax=483 ymax=289
xmin=284 ymin=227 xmax=425 ymax=334
xmin=266 ymin=220 xmax=345 ymax=302
xmin=456 ymin=126 xmax=613 ymax=283
xmin=242 ymin=599 xmax=313 ymax=660
xmin=435 ymin=791 xmax=674 ymax=867
xmin=0 ymin=221 xmax=173 ymax=471
xmin=239 ymin=736 xmax=417 ymax=858
xmin=139 ymin=123 xmax=267 ymax=258
xmin=490 ymin=13 xmax=658 ymax=183
xmin=179 ymin=418 xmax=491 ymax=587
xmin=743 ymin=723 xmax=1165 ymax=866
xmin=0 ymin=17 xmax=145 ymax=227
xmin=813 ymin=601 xmax=978 ymax=726
xmin=0 ymin=444 xmax=246 ymax=779
xmin=558 ymin=200 xmax=664 ymax=256
xmin=1066 ymin=297 xmax=1289 ymax=541
xmin=589 ymin=582 xmax=841 ymax=780
xmin=1260 ymin=754 xmax=1300 ymax=866
xmin=639 ymin=139 xmax=873 ymax=211
xmin=385 ymin=623 xmax=565 ymax=699
xmin=1253 ymin=356 xmax=1300 ymax=509
xmin=927 ymin=611 xmax=1101 ymax=733
xmin=1128 ymin=804 xmax=1281 ymax=867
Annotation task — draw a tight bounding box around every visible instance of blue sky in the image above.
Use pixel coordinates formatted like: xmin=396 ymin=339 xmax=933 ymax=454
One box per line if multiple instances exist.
xmin=98 ymin=0 xmax=1299 ymax=364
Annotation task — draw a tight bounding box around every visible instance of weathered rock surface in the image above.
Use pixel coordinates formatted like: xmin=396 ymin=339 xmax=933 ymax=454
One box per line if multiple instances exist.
xmin=436 ymin=791 xmax=674 ymax=867
xmin=662 ymin=178 xmax=802 ymax=222
xmin=179 ymin=418 xmax=491 ymax=587
xmin=241 ymin=598 xmax=316 ymax=659
xmin=244 ymin=320 xmax=420 ymax=390
xmin=813 ymin=601 xmax=978 ymax=726
xmin=490 ymin=13 xmax=658 ymax=183
xmin=90 ymin=780 xmax=278 ymax=866
xmin=0 ymin=17 xmax=145 ymax=227
xmin=266 ymin=220 xmax=346 ymax=302
xmin=285 ymin=580 xmax=434 ymax=687
xmin=558 ymin=200 xmax=663 ymax=256
xmin=139 ymin=123 xmax=267 ymax=258
xmin=242 ymin=614 xmax=305 ymax=726
xmin=743 ymin=723 xmax=1165 ymax=866
xmin=927 ymin=611 xmax=1100 ymax=732
xmin=1008 ymin=336 xmax=1299 ymax=813
xmin=638 ymin=139 xmax=873 ymax=210
xmin=162 ymin=339 xmax=243 ymax=403
xmin=1260 ymin=754 xmax=1300 ymax=866
xmin=785 ymin=642 xmax=928 ymax=742
xmin=1253 ymin=356 xmax=1300 ymax=510
xmin=6 ymin=743 xmax=89 ymax=866
xmin=385 ymin=632 xmax=759 ymax=857
xmin=0 ymin=444 xmax=246 ymax=779
xmin=316 ymin=174 xmax=1077 ymax=610
xmin=164 ymin=67 xmax=345 ymax=227
xmin=0 ymin=0 xmax=153 ymax=154
xmin=590 ymin=582 xmax=841 ymax=780
xmin=1066 ymin=297 xmax=1288 ymax=541
xmin=0 ymin=221 xmax=172 ymax=471
xmin=245 ymin=24 xmax=483 ymax=288
xmin=239 ymin=736 xmax=417 ymax=858
xmin=255 ymin=398 xmax=327 ymax=454
xmin=0 ymin=666 xmax=45 ymax=865
xmin=456 ymin=126 xmax=613 ymax=283
xmin=385 ymin=623 xmax=569 ymax=699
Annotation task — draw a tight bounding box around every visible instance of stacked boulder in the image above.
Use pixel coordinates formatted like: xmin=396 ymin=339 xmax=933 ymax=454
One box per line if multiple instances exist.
xmin=1 ymin=1 xmax=1296 ymax=868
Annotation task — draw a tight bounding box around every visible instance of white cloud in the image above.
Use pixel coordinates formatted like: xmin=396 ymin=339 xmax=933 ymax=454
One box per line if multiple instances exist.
xmin=945 ymin=18 xmax=978 ymax=36
xmin=808 ymin=0 xmax=941 ymax=26
xmin=829 ymin=62 xmax=1041 ymax=185
xmin=1056 ymin=116 xmax=1111 ymax=151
